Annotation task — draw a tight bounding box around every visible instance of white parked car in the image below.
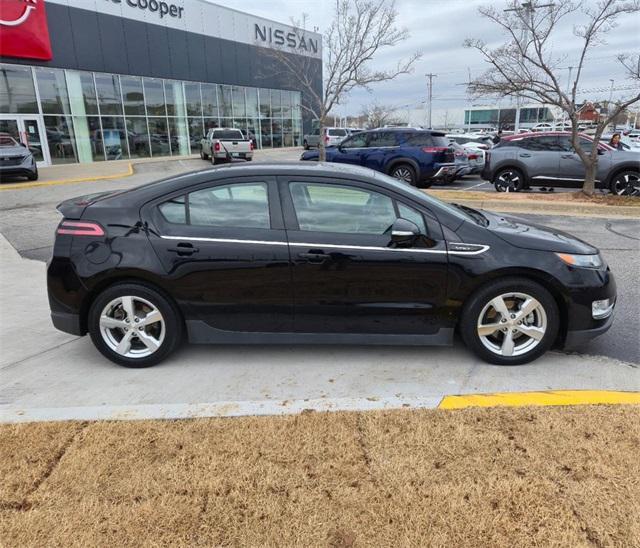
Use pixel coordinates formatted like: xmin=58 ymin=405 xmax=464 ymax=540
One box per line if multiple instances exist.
xmin=303 ymin=127 xmax=348 ymax=149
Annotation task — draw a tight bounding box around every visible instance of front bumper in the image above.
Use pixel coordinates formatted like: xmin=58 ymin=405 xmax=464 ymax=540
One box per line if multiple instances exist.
xmin=564 ymin=309 xmax=615 ymax=349
xmin=0 ymin=158 xmax=36 ymax=179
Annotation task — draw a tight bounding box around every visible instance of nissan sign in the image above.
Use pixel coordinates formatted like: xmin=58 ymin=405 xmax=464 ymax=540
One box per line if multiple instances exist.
xmin=0 ymin=0 xmax=53 ymax=60
xmin=254 ymin=24 xmax=319 ymax=54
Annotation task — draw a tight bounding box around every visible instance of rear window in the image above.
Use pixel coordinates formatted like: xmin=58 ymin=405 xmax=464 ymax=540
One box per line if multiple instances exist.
xmin=405 ymin=133 xmax=449 ymax=147
xmin=327 ymin=129 xmax=347 ymax=136
xmin=212 ymin=130 xmax=244 ymax=140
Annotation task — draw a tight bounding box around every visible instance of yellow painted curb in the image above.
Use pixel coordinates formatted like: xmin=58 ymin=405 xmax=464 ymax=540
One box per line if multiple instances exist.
xmin=0 ymin=162 xmax=134 ymax=191
xmin=438 ymin=390 xmax=640 ymax=410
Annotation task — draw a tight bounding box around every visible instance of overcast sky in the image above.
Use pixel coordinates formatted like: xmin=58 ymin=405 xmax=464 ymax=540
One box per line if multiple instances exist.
xmin=211 ymin=0 xmax=640 ymax=125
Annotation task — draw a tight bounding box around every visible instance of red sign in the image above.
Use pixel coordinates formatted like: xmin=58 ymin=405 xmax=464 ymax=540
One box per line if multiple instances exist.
xmin=0 ymin=0 xmax=52 ymax=60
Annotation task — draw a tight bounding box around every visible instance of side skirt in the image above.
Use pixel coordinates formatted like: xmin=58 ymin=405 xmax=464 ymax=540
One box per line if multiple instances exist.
xmin=186 ymin=320 xmax=454 ymax=346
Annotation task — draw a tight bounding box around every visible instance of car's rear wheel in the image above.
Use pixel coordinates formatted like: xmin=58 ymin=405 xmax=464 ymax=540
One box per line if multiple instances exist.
xmin=390 ymin=164 xmax=417 ymax=186
xmin=610 ymin=170 xmax=640 ymax=196
xmin=88 ymin=284 xmax=183 ymax=368
xmin=460 ymin=278 xmax=559 ymax=365
xmin=493 ymin=168 xmax=524 ymax=192
xmin=303 ymin=140 xmax=309 ymax=150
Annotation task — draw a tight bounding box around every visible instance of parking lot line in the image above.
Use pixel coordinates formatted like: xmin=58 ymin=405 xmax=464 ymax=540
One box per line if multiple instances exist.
xmin=0 ymin=162 xmax=134 ymax=191
xmin=438 ymin=389 xmax=640 ymax=409
xmin=464 ymin=181 xmax=490 ymax=190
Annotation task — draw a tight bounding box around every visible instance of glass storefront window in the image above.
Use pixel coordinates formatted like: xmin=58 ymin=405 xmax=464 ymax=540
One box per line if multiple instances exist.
xmin=121 ymin=76 xmax=145 ymax=116
xmin=281 ymin=91 xmax=292 ymax=118
xmin=127 ymin=118 xmax=150 ymax=158
xmin=44 ymin=115 xmax=77 ymax=164
xmin=168 ymin=117 xmax=189 ymax=156
xmin=100 ymin=117 xmax=128 ymax=160
xmin=271 ymin=119 xmax=283 ymax=147
xmin=293 ymin=119 xmax=302 ymax=146
xmin=148 ymin=117 xmax=170 ymax=156
xmin=246 ymin=88 xmax=258 ymax=118
xmin=66 ymin=71 xmax=98 ymax=118
xmin=201 ymin=84 xmax=218 ymax=117
xmin=260 ymin=118 xmax=272 ymax=148
xmin=184 ymin=83 xmax=202 ymax=117
xmin=204 ymin=117 xmax=220 ymax=131
xmin=144 ymin=78 xmax=166 ymax=116
xmin=35 ymin=68 xmax=71 ymax=115
xmin=188 ymin=117 xmax=204 ymax=151
xmin=0 ymin=65 xmax=38 ymax=113
xmin=271 ymin=90 xmax=282 ymax=118
xmin=283 ymin=118 xmax=293 ymax=147
xmin=94 ymin=73 xmax=123 ymax=115
xmin=292 ymin=92 xmax=301 ymax=120
xmin=218 ymin=85 xmax=232 ymax=117
xmin=85 ymin=116 xmax=106 ymax=161
xmin=232 ymin=86 xmax=246 ymax=118
xmin=259 ymin=88 xmax=271 ymax=119
xmin=220 ymin=117 xmax=233 ymax=129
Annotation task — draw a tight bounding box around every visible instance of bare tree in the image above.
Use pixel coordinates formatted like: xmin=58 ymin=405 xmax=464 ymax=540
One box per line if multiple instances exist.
xmin=261 ymin=0 xmax=420 ymax=160
xmin=464 ymin=0 xmax=640 ymax=195
xmin=360 ymin=101 xmax=404 ymax=128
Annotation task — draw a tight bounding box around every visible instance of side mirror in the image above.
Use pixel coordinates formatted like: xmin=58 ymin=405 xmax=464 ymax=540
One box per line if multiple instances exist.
xmin=20 ymin=142 xmax=27 ymax=148
xmin=337 ymin=143 xmax=345 ymax=152
xmin=597 ymin=148 xmax=605 ymax=155
xmin=390 ymin=218 xmax=420 ymax=246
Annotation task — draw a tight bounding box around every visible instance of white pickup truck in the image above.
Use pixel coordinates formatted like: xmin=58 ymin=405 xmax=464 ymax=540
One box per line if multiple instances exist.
xmin=200 ymin=128 xmax=253 ymax=164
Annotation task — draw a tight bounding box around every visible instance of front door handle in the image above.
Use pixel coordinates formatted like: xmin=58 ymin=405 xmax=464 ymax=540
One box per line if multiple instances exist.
xmin=168 ymin=242 xmax=199 ymax=256
xmin=561 ymin=154 xmax=575 ymax=159
xmin=518 ymin=153 xmax=531 ymax=158
xmin=298 ymin=251 xmax=329 ymax=263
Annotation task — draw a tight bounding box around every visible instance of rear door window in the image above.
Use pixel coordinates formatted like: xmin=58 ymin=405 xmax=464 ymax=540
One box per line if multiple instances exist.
xmin=158 ymin=182 xmax=270 ymax=229
xmin=212 ymin=129 xmax=244 ymax=140
xmin=328 ymin=128 xmax=347 ymax=137
xmin=368 ymin=132 xmax=398 ymax=147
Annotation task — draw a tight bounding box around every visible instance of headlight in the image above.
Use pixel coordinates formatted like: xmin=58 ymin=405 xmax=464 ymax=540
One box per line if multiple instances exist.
xmin=556 ymin=253 xmax=603 ymax=269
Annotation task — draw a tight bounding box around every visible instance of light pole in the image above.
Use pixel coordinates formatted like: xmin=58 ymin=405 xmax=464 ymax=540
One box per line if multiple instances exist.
xmin=426 ymin=73 xmax=437 ymax=129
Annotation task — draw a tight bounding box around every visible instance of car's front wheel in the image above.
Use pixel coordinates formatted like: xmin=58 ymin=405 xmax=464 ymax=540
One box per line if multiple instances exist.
xmin=88 ymin=283 xmax=183 ymax=368
xmin=610 ymin=170 xmax=640 ymax=196
xmin=493 ymin=168 xmax=524 ymax=192
xmin=200 ymin=147 xmax=209 ymax=160
xmin=390 ymin=164 xmax=417 ymax=186
xmin=303 ymin=140 xmax=309 ymax=150
xmin=28 ymin=166 xmax=38 ymax=181
xmin=460 ymin=278 xmax=559 ymax=365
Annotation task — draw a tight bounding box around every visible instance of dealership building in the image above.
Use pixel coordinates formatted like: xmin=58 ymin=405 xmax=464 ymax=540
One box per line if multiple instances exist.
xmin=0 ymin=0 xmax=322 ymax=166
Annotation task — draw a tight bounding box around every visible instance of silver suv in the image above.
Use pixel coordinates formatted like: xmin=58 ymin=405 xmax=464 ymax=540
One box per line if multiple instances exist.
xmin=482 ymin=132 xmax=640 ymax=195
xmin=303 ymin=127 xmax=348 ymax=149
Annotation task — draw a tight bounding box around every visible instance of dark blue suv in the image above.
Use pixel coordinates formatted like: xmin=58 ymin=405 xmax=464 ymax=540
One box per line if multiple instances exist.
xmin=300 ymin=128 xmax=456 ymax=187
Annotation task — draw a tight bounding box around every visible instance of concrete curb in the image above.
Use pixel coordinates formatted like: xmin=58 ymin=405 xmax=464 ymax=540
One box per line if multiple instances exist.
xmin=1 ymin=391 xmax=638 ymax=423
xmin=0 ymin=162 xmax=134 ymax=191
xmin=452 ymin=199 xmax=640 ymax=218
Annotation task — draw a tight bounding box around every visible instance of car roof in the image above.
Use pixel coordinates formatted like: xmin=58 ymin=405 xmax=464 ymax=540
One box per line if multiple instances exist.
xmin=502 ymin=131 xmax=592 ymax=140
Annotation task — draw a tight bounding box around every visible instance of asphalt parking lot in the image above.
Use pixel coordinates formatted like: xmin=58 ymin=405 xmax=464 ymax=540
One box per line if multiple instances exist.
xmin=0 ymin=155 xmax=638 ymax=422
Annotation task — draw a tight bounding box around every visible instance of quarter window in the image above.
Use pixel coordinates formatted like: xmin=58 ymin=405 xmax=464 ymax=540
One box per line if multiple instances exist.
xmin=368 ymin=132 xmax=397 ymax=147
xmin=158 ymin=182 xmax=270 ymax=229
xmin=290 ymin=182 xmax=397 ymax=235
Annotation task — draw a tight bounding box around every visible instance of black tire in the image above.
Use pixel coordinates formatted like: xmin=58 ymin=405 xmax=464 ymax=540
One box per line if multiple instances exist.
xmin=88 ymin=283 xmax=183 ymax=368
xmin=212 ymin=155 xmax=219 ymax=165
xmin=27 ymin=166 xmax=38 ymax=181
xmin=200 ymin=148 xmax=209 ymax=160
xmin=493 ymin=167 xmax=525 ymax=192
xmin=459 ymin=277 xmax=559 ymax=366
xmin=390 ymin=163 xmax=417 ymax=186
xmin=609 ymin=170 xmax=640 ymax=196
xmin=303 ymin=140 xmax=309 ymax=150
xmin=246 ymin=157 xmax=253 ymax=162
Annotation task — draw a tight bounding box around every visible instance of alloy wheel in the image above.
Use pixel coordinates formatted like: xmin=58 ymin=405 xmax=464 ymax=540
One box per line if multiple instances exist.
xmin=495 ymin=170 xmax=521 ymax=192
xmin=392 ymin=166 xmax=414 ymax=184
xmin=476 ymin=292 xmax=547 ymax=357
xmin=99 ymin=296 xmax=165 ymax=358
xmin=612 ymin=172 xmax=640 ymax=196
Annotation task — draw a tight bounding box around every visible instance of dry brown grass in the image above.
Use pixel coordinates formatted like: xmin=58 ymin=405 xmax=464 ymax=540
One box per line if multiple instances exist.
xmin=1 ymin=405 xmax=639 ymax=547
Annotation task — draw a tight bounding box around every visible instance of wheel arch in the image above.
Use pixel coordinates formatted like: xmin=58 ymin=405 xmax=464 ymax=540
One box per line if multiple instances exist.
xmin=604 ymin=163 xmax=639 ymax=188
xmin=79 ymin=272 xmax=185 ymax=335
xmin=386 ymin=157 xmax=420 ymax=177
xmin=457 ymin=267 xmax=569 ymax=346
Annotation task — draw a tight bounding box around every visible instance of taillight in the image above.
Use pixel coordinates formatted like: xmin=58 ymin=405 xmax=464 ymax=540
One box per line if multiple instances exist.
xmin=57 ymin=220 xmax=105 ymax=237
xmin=468 ymin=153 xmax=478 ymax=160
xmin=325 ymin=135 xmax=330 ymax=143
xmin=250 ymin=141 xmax=254 ymax=151
xmin=421 ymin=147 xmax=449 ymax=153
xmin=214 ymin=141 xmax=221 ymax=152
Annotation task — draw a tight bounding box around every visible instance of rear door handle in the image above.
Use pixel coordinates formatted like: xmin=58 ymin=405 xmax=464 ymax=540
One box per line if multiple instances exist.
xmin=298 ymin=251 xmax=329 ymax=263
xmin=561 ymin=154 xmax=575 ymax=159
xmin=168 ymin=242 xmax=199 ymax=256
xmin=518 ymin=153 xmax=531 ymax=158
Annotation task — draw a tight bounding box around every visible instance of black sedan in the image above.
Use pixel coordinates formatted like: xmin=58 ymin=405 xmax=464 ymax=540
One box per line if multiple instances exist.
xmin=47 ymin=163 xmax=616 ymax=367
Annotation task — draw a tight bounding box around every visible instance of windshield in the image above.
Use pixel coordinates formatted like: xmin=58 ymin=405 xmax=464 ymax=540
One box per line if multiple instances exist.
xmin=0 ymin=135 xmax=19 ymax=147
xmin=212 ymin=130 xmax=244 ymax=140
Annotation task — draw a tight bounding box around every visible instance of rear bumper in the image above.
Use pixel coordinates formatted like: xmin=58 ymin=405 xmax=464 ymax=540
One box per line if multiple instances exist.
xmin=51 ymin=311 xmax=83 ymax=336
xmin=430 ymin=164 xmax=457 ymax=180
xmin=213 ymin=152 xmax=253 ymax=159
